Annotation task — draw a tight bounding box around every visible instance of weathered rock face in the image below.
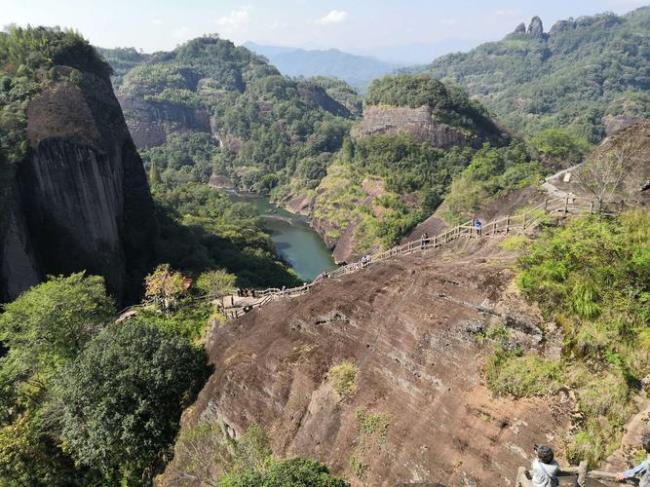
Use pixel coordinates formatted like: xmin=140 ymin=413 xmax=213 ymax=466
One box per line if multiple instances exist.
xmin=513 ymin=22 xmax=527 ymax=34
xmin=0 ymin=74 xmax=156 ymax=302
xmin=549 ymin=19 xmax=575 ymax=35
xmin=118 ymin=94 xmax=211 ymax=148
xmin=584 ymin=120 xmax=650 ymax=206
xmin=352 ymin=105 xmax=472 ymax=148
xmin=158 ymin=243 xmax=571 ymax=486
xmin=527 ymin=16 xmax=545 ymax=37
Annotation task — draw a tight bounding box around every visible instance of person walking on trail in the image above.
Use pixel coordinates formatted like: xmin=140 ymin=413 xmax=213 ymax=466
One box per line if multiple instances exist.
xmin=421 ymin=232 xmax=429 ymax=249
xmin=530 ymin=444 xmax=559 ymax=487
xmin=474 ymin=218 xmax=482 ymax=236
xmin=616 ymin=433 xmax=650 ymax=485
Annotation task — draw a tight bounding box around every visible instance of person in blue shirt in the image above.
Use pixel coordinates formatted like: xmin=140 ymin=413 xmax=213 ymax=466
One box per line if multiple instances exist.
xmin=616 ymin=434 xmax=650 ymax=485
xmin=474 ymin=218 xmax=482 ymax=236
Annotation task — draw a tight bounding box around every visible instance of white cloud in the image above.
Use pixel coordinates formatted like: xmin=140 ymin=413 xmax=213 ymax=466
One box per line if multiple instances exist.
xmin=495 ymin=9 xmax=521 ymax=17
xmin=268 ymin=20 xmax=288 ymax=31
xmin=151 ymin=18 xmax=163 ymax=25
xmin=440 ymin=18 xmax=458 ymax=26
xmin=607 ymin=0 xmax=647 ymax=5
xmin=172 ymin=26 xmax=190 ymax=40
xmin=216 ymin=7 xmax=251 ymax=33
xmin=317 ymin=10 xmax=348 ymax=25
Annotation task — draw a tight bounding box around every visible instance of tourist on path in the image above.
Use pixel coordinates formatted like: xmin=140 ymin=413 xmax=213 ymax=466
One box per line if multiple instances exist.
xmin=531 ymin=444 xmax=559 ymax=487
xmin=616 ymin=433 xmax=650 ymax=485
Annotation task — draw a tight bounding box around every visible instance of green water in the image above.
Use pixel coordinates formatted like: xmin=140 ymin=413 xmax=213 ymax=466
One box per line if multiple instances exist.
xmin=228 ymin=192 xmax=337 ymax=282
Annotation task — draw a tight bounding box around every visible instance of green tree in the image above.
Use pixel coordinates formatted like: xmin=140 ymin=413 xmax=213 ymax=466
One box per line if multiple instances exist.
xmin=0 ymin=272 xmax=114 ymax=377
xmin=219 ymin=458 xmax=349 ymax=487
xmin=0 ymin=273 xmax=115 ymax=486
xmin=144 ymin=263 xmax=189 ymax=311
xmin=196 ymin=269 xmax=237 ymax=297
xmin=54 ymin=322 xmax=210 ymax=484
xmin=529 ymin=128 xmax=591 ymax=168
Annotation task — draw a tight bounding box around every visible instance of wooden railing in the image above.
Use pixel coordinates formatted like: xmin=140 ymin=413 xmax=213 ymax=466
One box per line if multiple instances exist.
xmin=116 ymin=194 xmax=606 ymax=323
xmin=216 ymin=194 xmax=601 ymax=318
xmin=516 ymin=461 xmax=638 ymax=486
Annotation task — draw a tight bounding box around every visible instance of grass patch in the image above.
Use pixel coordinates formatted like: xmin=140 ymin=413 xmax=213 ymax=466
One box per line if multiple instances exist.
xmin=327 ymin=361 xmax=359 ymax=399
xmin=499 ymin=235 xmax=531 ymax=252
xmin=487 ymin=211 xmax=650 ymax=466
xmin=486 ymin=349 xmax=564 ymax=397
xmin=349 ymin=456 xmax=368 ymax=479
xmin=355 ymin=409 xmax=389 ymax=446
xmin=475 ymin=323 xmax=511 ymax=346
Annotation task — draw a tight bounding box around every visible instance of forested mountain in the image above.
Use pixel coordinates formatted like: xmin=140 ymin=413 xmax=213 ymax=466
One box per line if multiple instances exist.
xmin=421 ymin=8 xmax=650 ymax=142
xmin=112 ymin=35 xmax=354 ymax=199
xmin=307 ymin=75 xmax=539 ymax=261
xmin=96 ymin=46 xmax=149 ymax=87
xmin=244 ymin=42 xmax=398 ymax=90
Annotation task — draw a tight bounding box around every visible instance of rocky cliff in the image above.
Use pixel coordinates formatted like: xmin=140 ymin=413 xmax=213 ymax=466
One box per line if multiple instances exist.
xmin=158 ymin=240 xmax=572 ymax=486
xmin=352 ymin=105 xmax=472 ymax=148
xmin=0 ymin=38 xmax=156 ymax=303
xmin=118 ymin=94 xmax=211 ymax=148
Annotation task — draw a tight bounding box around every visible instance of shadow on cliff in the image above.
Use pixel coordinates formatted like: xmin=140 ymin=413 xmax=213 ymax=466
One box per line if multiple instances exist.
xmin=152 ymin=203 xmax=300 ymax=290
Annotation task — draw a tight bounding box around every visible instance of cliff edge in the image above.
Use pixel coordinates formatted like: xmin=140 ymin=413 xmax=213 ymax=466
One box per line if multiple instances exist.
xmin=158 ymin=240 xmax=571 ymax=486
xmin=0 ymin=28 xmax=156 ymax=302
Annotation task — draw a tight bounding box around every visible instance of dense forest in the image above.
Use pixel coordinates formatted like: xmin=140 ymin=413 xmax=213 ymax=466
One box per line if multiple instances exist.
xmin=109 ymin=36 xmax=355 ymax=198
xmin=421 ymin=7 xmax=650 ymax=142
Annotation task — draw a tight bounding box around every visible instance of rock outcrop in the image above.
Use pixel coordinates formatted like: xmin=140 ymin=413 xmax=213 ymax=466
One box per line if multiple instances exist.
xmin=352 ymin=105 xmax=472 ymax=148
xmin=549 ymin=19 xmax=574 ymax=34
xmin=0 ymin=66 xmax=156 ymax=303
xmin=527 ymin=16 xmax=545 ymax=37
xmin=513 ymin=22 xmax=527 ymax=34
xmin=117 ymin=95 xmax=211 ymax=148
xmin=158 ymin=242 xmax=571 ymax=486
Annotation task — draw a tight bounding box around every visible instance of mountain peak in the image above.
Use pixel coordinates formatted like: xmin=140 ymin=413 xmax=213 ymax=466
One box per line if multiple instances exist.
xmin=527 ymin=16 xmax=545 ymax=37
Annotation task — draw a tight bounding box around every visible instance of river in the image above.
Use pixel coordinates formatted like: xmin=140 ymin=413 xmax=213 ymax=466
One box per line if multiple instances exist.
xmin=227 ymin=192 xmax=337 ymax=282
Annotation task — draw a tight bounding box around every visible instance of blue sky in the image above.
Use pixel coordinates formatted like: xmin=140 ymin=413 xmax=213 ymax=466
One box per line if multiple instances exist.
xmin=2 ymin=0 xmax=647 ymax=54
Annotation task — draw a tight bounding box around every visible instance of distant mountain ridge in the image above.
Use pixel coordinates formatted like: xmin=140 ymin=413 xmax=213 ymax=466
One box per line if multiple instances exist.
xmin=419 ymin=7 xmax=650 ymax=142
xmin=243 ymin=42 xmax=398 ymax=90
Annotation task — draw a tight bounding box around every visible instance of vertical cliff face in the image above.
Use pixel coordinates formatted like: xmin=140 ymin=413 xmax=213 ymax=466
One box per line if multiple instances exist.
xmin=0 ymin=69 xmax=156 ymax=303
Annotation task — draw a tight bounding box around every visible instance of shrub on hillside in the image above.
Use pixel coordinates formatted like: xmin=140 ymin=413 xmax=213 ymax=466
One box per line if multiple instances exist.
xmin=54 ymin=322 xmax=210 ymax=484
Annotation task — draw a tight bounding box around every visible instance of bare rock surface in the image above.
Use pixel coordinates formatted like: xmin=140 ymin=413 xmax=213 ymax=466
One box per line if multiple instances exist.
xmin=0 ymin=72 xmax=155 ymax=302
xmin=159 ymin=241 xmax=571 ymax=486
xmin=352 ymin=105 xmax=470 ymax=148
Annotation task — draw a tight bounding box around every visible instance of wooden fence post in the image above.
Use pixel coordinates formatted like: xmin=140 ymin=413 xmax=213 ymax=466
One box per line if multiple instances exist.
xmin=577 ymin=461 xmax=588 ymax=487
xmin=544 ymin=198 xmax=548 ymax=211
xmin=564 ymin=196 xmax=569 ymax=214
xmin=506 ymin=217 xmax=510 ymax=234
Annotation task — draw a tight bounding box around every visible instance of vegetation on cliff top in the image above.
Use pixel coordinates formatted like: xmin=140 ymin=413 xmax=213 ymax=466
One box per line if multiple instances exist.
xmin=0 ymin=26 xmax=110 ymax=166
xmin=421 ymin=8 xmax=650 ymax=141
xmin=365 ymin=74 xmax=506 ymax=143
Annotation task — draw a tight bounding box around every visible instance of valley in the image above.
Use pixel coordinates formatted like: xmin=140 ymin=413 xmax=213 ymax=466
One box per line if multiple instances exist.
xmin=227 ymin=191 xmax=336 ymax=282
xmin=0 ymin=5 xmax=649 ymax=487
